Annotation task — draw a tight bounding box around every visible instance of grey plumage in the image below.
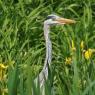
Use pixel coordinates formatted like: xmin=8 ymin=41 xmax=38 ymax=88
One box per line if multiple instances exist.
xmin=33 ymin=14 xmax=75 ymax=95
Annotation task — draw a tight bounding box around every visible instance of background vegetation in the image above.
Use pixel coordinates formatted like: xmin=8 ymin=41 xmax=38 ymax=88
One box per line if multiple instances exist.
xmin=0 ymin=0 xmax=95 ymax=95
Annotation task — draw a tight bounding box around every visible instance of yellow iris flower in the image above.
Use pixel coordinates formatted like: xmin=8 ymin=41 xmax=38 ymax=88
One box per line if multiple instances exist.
xmin=0 ymin=64 xmax=8 ymax=69
xmin=0 ymin=63 xmax=8 ymax=81
xmin=84 ymin=49 xmax=95 ymax=60
xmin=65 ymin=57 xmax=72 ymax=65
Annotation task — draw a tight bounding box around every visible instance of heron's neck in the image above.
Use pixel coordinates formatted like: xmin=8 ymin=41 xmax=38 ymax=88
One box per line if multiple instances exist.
xmin=44 ymin=24 xmax=52 ymax=67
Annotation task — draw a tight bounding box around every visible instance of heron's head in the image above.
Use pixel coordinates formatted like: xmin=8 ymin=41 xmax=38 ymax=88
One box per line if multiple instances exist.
xmin=44 ymin=14 xmax=76 ymax=25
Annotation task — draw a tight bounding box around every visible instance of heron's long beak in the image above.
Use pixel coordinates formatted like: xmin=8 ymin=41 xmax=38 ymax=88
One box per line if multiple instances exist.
xmin=56 ymin=18 xmax=76 ymax=24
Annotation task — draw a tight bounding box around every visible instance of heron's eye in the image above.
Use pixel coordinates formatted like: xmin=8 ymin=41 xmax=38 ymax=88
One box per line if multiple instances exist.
xmin=52 ymin=17 xmax=56 ymax=21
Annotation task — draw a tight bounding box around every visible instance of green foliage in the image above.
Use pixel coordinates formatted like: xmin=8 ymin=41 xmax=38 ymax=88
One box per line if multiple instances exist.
xmin=0 ymin=0 xmax=95 ymax=95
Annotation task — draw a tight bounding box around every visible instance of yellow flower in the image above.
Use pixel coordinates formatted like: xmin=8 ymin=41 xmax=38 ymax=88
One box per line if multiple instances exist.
xmin=0 ymin=63 xmax=8 ymax=69
xmin=71 ymin=40 xmax=76 ymax=51
xmin=80 ymin=40 xmax=84 ymax=50
xmin=65 ymin=57 xmax=72 ymax=65
xmin=0 ymin=63 xmax=8 ymax=81
xmin=84 ymin=49 xmax=94 ymax=60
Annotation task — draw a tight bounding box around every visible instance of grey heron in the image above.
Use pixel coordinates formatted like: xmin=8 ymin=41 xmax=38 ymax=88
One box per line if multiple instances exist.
xmin=34 ymin=14 xmax=76 ymax=95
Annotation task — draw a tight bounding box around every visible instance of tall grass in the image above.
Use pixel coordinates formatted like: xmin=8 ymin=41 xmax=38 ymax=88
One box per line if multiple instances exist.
xmin=0 ymin=0 xmax=95 ymax=95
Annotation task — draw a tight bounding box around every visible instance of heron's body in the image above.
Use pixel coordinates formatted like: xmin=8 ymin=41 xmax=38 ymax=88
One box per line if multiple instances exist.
xmin=33 ymin=14 xmax=76 ymax=95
